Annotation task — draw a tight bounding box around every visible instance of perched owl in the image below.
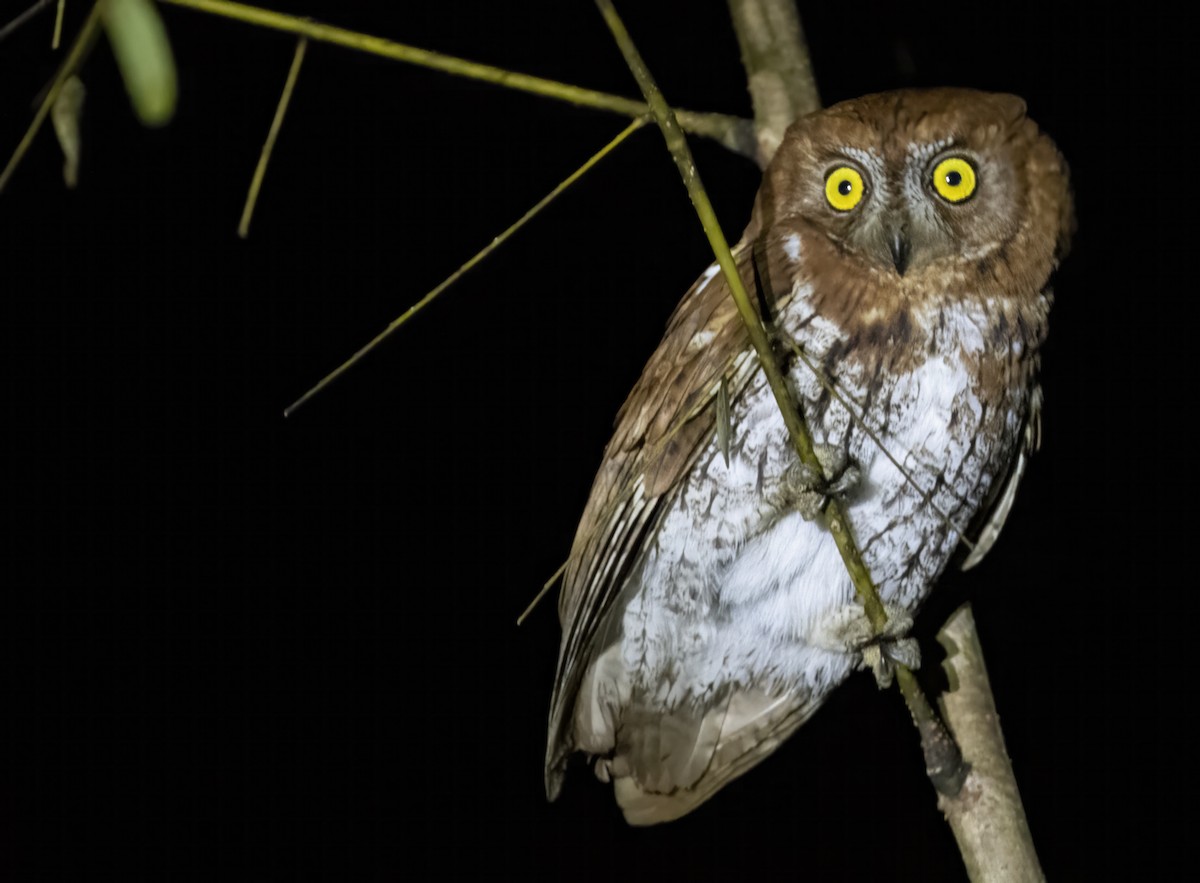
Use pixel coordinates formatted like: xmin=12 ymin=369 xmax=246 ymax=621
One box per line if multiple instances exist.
xmin=546 ymin=89 xmax=1072 ymax=824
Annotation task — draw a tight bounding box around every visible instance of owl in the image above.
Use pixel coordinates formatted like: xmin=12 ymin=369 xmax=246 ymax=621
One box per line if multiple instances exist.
xmin=545 ymin=88 xmax=1072 ymax=824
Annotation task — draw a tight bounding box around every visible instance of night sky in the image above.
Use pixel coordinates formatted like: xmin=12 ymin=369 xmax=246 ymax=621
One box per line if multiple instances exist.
xmin=1 ymin=1 xmax=1177 ymax=879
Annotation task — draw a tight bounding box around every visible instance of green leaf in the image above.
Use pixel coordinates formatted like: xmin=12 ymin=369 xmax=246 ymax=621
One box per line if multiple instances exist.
xmin=102 ymin=0 xmax=177 ymax=127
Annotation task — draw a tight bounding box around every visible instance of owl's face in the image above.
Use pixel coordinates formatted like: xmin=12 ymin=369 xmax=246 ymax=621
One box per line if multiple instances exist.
xmin=754 ymin=89 xmax=1067 ymax=282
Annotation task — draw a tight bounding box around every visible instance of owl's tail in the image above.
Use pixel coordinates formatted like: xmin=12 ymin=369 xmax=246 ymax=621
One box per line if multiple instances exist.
xmin=609 ymin=686 xmax=824 ymax=825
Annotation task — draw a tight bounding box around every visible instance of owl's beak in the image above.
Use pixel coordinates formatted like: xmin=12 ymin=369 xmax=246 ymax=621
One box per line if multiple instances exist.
xmin=889 ymin=230 xmax=912 ymax=277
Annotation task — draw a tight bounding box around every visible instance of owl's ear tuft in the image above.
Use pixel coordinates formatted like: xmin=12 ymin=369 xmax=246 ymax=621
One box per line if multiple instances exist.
xmin=973 ymin=93 xmax=1029 ymax=144
xmin=992 ymin=93 xmax=1028 ymax=125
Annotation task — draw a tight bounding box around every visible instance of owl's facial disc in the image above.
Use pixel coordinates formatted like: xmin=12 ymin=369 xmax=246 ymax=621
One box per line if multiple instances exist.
xmin=814 ymin=153 xmax=927 ymax=277
xmin=839 ymin=192 xmax=919 ymax=278
xmin=850 ymin=151 xmax=992 ymax=277
xmin=759 ymin=91 xmax=1038 ymax=279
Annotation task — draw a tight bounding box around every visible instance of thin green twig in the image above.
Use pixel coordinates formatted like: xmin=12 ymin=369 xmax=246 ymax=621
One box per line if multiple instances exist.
xmin=52 ymin=0 xmax=65 ymax=47
xmin=595 ymin=0 xmax=888 ymax=631
xmin=0 ymin=0 xmax=102 ymax=194
xmin=284 ymin=117 xmax=646 ymax=417
xmin=779 ymin=336 xmax=974 ymax=551
xmin=516 ymin=560 xmax=568 ymax=626
xmin=239 ymin=35 xmax=307 ymax=238
xmin=599 ymin=1 xmax=968 ymax=776
xmin=157 ymin=0 xmax=756 ymax=160
xmin=0 ymin=0 xmax=53 ymax=44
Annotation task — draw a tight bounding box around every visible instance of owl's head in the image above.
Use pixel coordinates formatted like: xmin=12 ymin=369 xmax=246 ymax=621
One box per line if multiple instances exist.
xmin=751 ymin=88 xmax=1072 ymax=287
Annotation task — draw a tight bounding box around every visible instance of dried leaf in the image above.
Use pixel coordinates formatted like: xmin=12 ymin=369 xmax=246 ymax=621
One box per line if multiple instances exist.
xmin=51 ymin=74 xmax=85 ymax=188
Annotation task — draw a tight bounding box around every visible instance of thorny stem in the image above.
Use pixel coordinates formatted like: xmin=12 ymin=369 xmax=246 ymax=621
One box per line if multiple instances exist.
xmin=156 ymin=0 xmax=757 ymax=160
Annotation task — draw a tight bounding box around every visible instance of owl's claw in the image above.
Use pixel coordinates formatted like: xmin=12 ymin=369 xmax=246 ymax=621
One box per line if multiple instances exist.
xmin=813 ymin=603 xmax=920 ymax=688
xmin=783 ymin=461 xmax=826 ymax=520
xmin=859 ymin=606 xmax=919 ymax=688
xmin=783 ymin=444 xmax=861 ymax=520
xmin=860 ymin=635 xmax=921 ymax=688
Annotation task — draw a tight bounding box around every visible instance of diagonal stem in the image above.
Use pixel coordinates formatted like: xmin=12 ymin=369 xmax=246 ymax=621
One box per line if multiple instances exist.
xmin=157 ymin=0 xmax=757 ymax=160
xmin=596 ymin=3 xmax=968 ymax=793
xmin=239 ymin=35 xmax=307 ymax=238
xmin=0 ymin=0 xmax=54 ymax=44
xmin=284 ymin=117 xmax=646 ymax=417
xmin=0 ymin=0 xmax=103 ymax=194
xmin=595 ymin=0 xmax=887 ymax=632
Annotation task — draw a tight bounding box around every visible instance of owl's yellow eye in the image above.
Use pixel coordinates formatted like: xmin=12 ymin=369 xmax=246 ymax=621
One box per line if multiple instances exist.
xmin=932 ymin=157 xmax=977 ymax=203
xmin=825 ymin=167 xmax=864 ymax=212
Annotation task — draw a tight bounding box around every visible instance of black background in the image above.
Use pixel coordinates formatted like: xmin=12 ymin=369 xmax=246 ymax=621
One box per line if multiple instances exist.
xmin=0 ymin=1 xmax=1179 ymax=879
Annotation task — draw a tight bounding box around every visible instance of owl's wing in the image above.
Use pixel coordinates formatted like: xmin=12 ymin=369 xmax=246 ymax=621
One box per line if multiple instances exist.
xmin=610 ymin=685 xmax=823 ymax=824
xmin=961 ymin=384 xmax=1042 ymax=570
xmin=545 ymin=234 xmax=802 ymax=798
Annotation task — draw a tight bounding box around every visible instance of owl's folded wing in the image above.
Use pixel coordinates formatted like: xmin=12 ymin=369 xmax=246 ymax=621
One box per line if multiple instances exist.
xmin=961 ymin=383 xmax=1042 ymax=570
xmin=545 ymin=233 xmax=804 ymax=799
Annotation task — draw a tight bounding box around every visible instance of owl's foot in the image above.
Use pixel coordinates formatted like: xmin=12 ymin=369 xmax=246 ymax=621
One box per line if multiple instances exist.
xmin=812 ymin=603 xmax=920 ymax=689
xmin=860 ymin=632 xmax=921 ymax=689
xmin=814 ymin=443 xmax=861 ymax=497
xmin=783 ymin=444 xmax=861 ymax=520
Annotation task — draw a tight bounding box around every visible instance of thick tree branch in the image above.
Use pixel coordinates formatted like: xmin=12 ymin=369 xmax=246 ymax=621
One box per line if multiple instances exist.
xmin=726 ymin=0 xmax=820 ymax=166
xmin=938 ymin=605 xmax=1045 ymax=881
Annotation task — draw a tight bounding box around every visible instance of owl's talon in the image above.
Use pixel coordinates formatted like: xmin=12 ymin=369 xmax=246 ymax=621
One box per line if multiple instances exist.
xmin=883 ymin=635 xmax=921 ymax=669
xmin=861 ymin=644 xmax=891 ymax=687
xmin=813 ymin=444 xmax=860 ymax=496
xmin=825 ymin=464 xmax=861 ymax=497
xmin=782 ymin=461 xmax=829 ymax=521
xmin=782 ymin=445 xmax=860 ymax=520
xmin=813 ymin=603 xmax=919 ymax=688
xmin=860 ymin=636 xmax=921 ymax=689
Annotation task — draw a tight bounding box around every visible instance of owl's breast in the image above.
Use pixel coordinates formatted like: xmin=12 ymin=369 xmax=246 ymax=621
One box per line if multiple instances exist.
xmin=786 ymin=291 xmax=1032 ymax=610
xmin=616 ymin=290 xmax=1031 ymax=705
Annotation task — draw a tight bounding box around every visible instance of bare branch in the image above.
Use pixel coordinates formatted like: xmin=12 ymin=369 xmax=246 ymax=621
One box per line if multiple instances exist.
xmin=239 ymin=36 xmax=307 ymax=238
xmin=284 ymin=118 xmax=646 ymax=417
xmin=938 ymin=605 xmax=1045 ymax=882
xmin=727 ymin=4 xmax=1042 ymax=872
xmin=158 ymin=0 xmax=756 ymax=159
xmin=0 ymin=0 xmax=53 ymax=45
xmin=0 ymin=2 xmax=103 ymax=194
xmin=726 ymin=0 xmax=820 ymax=165
xmin=597 ymin=0 xmax=898 ymax=657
